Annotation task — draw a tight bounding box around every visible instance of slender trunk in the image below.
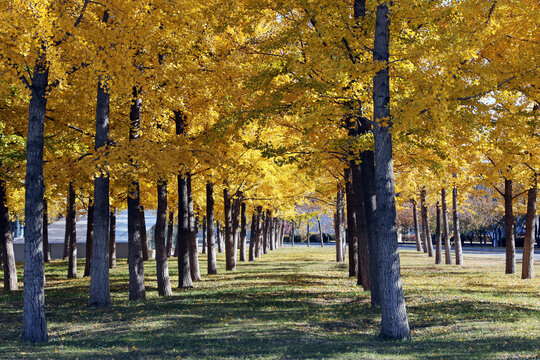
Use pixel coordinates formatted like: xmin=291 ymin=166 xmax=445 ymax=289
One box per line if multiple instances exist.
xmin=421 ymin=188 xmax=433 ymax=256
xmin=231 ymin=196 xmax=242 ymax=261
xmin=291 ymin=221 xmax=296 ymax=247
xmin=43 ymin=199 xmax=50 ymax=263
xmin=166 ymin=210 xmax=174 ymax=258
xmin=84 ymin=204 xmax=94 ymax=277
xmin=249 ymin=212 xmax=257 ymax=261
xmin=22 ymin=57 xmax=48 ymax=342
xmin=109 ymin=208 xmax=116 ymax=269
xmin=345 ymin=168 xmax=358 ymax=277
xmin=306 ymin=222 xmax=311 ymax=247
xmin=224 ymin=188 xmax=235 ymax=271
xmin=89 ymin=79 xmax=111 ymax=307
xmin=263 ymin=210 xmax=270 ymax=254
xmin=177 ymin=175 xmax=192 ymax=287
xmin=187 ymin=174 xmax=201 ymax=281
xmin=269 ymin=216 xmax=275 ymax=251
xmin=67 ymin=183 xmax=77 ymax=279
xmin=372 ymin=3 xmax=410 ymax=339
xmin=202 ymin=216 xmax=207 ymax=254
xmin=452 ymin=187 xmax=463 ymax=265
xmin=435 ymin=202 xmax=442 ymax=265
xmin=522 ymin=182 xmax=536 ymax=279
xmin=279 ymin=220 xmax=285 ymax=248
xmin=217 ymin=221 xmax=223 ymax=253
xmin=441 ymin=189 xmax=452 ymax=264
xmin=336 ymin=189 xmax=345 ymax=262
xmin=140 ymin=206 xmax=149 ymax=261
xmin=0 ymin=179 xmax=18 ymax=290
xmin=63 ymin=198 xmax=69 ymax=260
xmin=504 ymin=178 xmax=515 ymax=274
xmin=207 ymin=181 xmax=217 ymax=274
xmin=352 ymin=161 xmax=370 ymax=290
xmin=318 ymin=218 xmax=324 ymax=247
xmin=412 ymin=200 xmax=423 ymax=252
xmin=155 ymin=182 xmax=172 ymax=296
xmin=240 ymin=202 xmax=247 ymax=261
xmin=255 ymin=206 xmax=263 ymax=257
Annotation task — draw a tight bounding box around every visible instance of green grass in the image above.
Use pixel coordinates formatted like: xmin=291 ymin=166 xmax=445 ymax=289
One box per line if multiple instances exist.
xmin=1 ymin=247 xmax=539 ymax=359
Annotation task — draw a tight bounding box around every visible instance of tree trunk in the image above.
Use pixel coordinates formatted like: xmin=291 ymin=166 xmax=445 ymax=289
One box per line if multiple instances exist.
xmin=249 ymin=212 xmax=257 ymax=261
xmin=336 ymin=189 xmax=345 ymax=262
xmin=84 ymin=204 xmax=94 ymax=277
xmin=217 ymin=221 xmax=223 ymax=253
xmin=224 ymin=188 xmax=235 ymax=271
xmin=177 ymin=175 xmax=193 ymax=287
xmin=412 ymin=200 xmax=423 ymax=252
xmin=89 ymin=80 xmax=111 ymax=307
xmin=306 ymin=222 xmax=311 ymax=248
xmin=504 ymin=178 xmax=515 ymax=274
xmin=240 ymin=202 xmax=247 ymax=261
xmin=452 ymin=187 xmax=463 ymax=265
xmin=263 ymin=210 xmax=270 ymax=254
xmin=43 ymin=199 xmax=50 ymax=263
xmin=187 ymin=174 xmax=201 ymax=281
xmin=166 ymin=210 xmax=174 ymax=258
xmin=63 ymin=198 xmax=69 ymax=261
xmin=291 ymin=221 xmax=296 ymax=247
xmin=155 ymin=182 xmax=172 ymax=296
xmin=202 ymin=216 xmax=207 ymax=255
xmin=345 ymin=168 xmax=358 ymax=277
xmin=22 ymin=57 xmax=48 ymax=342
xmin=318 ymin=218 xmax=324 ymax=247
xmin=0 ymin=179 xmax=18 ymax=290
xmin=67 ymin=183 xmax=77 ymax=279
xmin=279 ymin=220 xmax=285 ymax=248
xmin=352 ymin=161 xmax=370 ymax=290
xmin=109 ymin=208 xmax=116 ymax=269
xmin=435 ymin=201 xmax=442 ymax=265
xmin=441 ymin=189 xmax=452 ymax=264
xmin=207 ymin=181 xmax=217 ymax=274
xmin=421 ymin=188 xmax=433 ymax=257
xmin=140 ymin=206 xmax=149 ymax=261
xmin=522 ymin=182 xmax=536 ymax=279
xmin=255 ymin=206 xmax=263 ymax=257
xmin=372 ymin=3 xmax=410 ymax=339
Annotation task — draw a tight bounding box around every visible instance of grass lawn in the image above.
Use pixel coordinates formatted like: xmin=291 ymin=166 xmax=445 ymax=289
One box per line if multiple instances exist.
xmin=1 ymin=247 xmax=539 ymax=359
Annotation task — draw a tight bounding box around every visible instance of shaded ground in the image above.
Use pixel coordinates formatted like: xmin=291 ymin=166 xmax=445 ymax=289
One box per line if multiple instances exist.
xmin=1 ymin=248 xmax=539 ymax=359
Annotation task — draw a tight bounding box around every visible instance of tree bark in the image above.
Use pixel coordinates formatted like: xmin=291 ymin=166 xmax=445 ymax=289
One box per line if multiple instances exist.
xmin=22 ymin=56 xmax=48 ymax=342
xmin=352 ymin=161 xmax=370 ymax=290
xmin=140 ymin=206 xmax=149 ymax=261
xmin=207 ymin=181 xmax=217 ymax=274
xmin=306 ymin=221 xmax=311 ymax=247
xmin=452 ymin=187 xmax=463 ymax=265
xmin=504 ymin=178 xmax=516 ymax=274
xmin=336 ymin=189 xmax=345 ymax=262
xmin=345 ymin=168 xmax=358 ymax=277
xmin=249 ymin=212 xmax=257 ymax=261
xmin=435 ymin=202 xmax=442 ymax=265
xmin=263 ymin=210 xmax=270 ymax=254
xmin=412 ymin=200 xmax=423 ymax=252
xmin=256 ymin=207 xmax=263 ymax=257
xmin=109 ymin=208 xmax=116 ymax=269
xmin=155 ymin=182 xmax=172 ymax=296
xmin=89 ymin=80 xmax=111 ymax=307
xmin=43 ymin=199 xmax=50 ymax=263
xmin=240 ymin=202 xmax=247 ymax=261
xmin=318 ymin=218 xmax=324 ymax=247
xmin=202 ymin=216 xmax=207 ymax=255
xmin=0 ymin=179 xmax=18 ymax=290
xmin=441 ymin=189 xmax=452 ymax=264
xmin=217 ymin=221 xmax=223 ymax=253
xmin=420 ymin=188 xmax=433 ymax=256
xmin=372 ymin=3 xmax=410 ymax=339
xmin=63 ymin=198 xmax=69 ymax=261
xmin=522 ymin=181 xmax=536 ymax=279
xmin=166 ymin=210 xmax=174 ymax=258
xmin=187 ymin=174 xmax=201 ymax=281
xmin=177 ymin=175 xmax=193 ymax=287
xmin=67 ymin=184 xmax=77 ymax=279
xmin=84 ymin=204 xmax=94 ymax=277
xmin=291 ymin=221 xmax=296 ymax=247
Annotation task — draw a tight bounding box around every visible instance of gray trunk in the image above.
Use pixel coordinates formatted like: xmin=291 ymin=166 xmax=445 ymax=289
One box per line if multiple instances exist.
xmin=255 ymin=206 xmax=263 ymax=257
xmin=291 ymin=221 xmax=296 ymax=247
xmin=22 ymin=57 xmax=48 ymax=342
xmin=318 ymin=219 xmax=324 ymax=247
xmin=202 ymin=216 xmax=207 ymax=254
xmin=239 ymin=202 xmax=247 ymax=261
xmin=109 ymin=208 xmax=116 ymax=269
xmin=0 ymin=179 xmax=18 ymax=290
xmin=372 ymin=3 xmax=410 ymax=339
xmin=522 ymin=182 xmax=536 ymax=279
xmin=155 ymin=182 xmax=172 ymax=295
xmin=352 ymin=161 xmax=370 ymax=290
xmin=177 ymin=175 xmax=192 ymax=287
xmin=84 ymin=204 xmax=94 ymax=277
xmin=336 ymin=189 xmax=345 ymax=262
xmin=187 ymin=174 xmax=201 ymax=281
xmin=140 ymin=206 xmax=149 ymax=261
xmin=441 ymin=189 xmax=452 ymax=264
xmin=412 ymin=200 xmax=423 ymax=252
xmin=207 ymin=181 xmax=217 ymax=274
xmin=435 ymin=201 xmax=442 ymax=264
xmin=345 ymin=168 xmax=358 ymax=277
xmin=420 ymin=188 xmax=433 ymax=256
xmin=249 ymin=212 xmax=257 ymax=261
xmin=166 ymin=210 xmax=174 ymax=258
xmin=504 ymin=178 xmax=515 ymax=274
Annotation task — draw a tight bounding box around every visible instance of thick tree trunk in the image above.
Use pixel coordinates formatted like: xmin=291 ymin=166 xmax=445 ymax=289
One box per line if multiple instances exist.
xmin=43 ymin=199 xmax=50 ymax=263
xmin=89 ymin=80 xmax=111 ymax=307
xmin=240 ymin=202 xmax=247 ymax=261
xmin=336 ymin=189 xmax=345 ymax=262
xmin=452 ymin=187 xmax=463 ymax=265
xmin=412 ymin=200 xmax=423 ymax=252
xmin=207 ymin=181 xmax=217 ymax=274
xmin=435 ymin=202 xmax=442 ymax=265
xmin=155 ymin=182 xmax=172 ymax=296
xmin=187 ymin=174 xmax=201 ymax=281
xmin=441 ymin=189 xmax=452 ymax=264
xmin=249 ymin=212 xmax=257 ymax=261
xmin=345 ymin=168 xmax=358 ymax=277
xmin=0 ymin=179 xmax=18 ymax=290
xmin=352 ymin=161 xmax=370 ymax=290
xmin=372 ymin=3 xmax=410 ymax=339
xmin=177 ymin=175 xmax=193 ymax=287
xmin=420 ymin=188 xmax=433 ymax=257
xmin=67 ymin=184 xmax=77 ymax=279
xmin=166 ymin=210 xmax=174 ymax=258
xmin=22 ymin=58 xmax=48 ymax=342
xmin=140 ymin=206 xmax=149 ymax=261
xmin=504 ymin=178 xmax=516 ymax=274
xmin=109 ymin=208 xmax=116 ymax=269
xmin=84 ymin=204 xmax=94 ymax=277
xmin=522 ymin=182 xmax=536 ymax=279
xmin=202 ymin=216 xmax=207 ymax=254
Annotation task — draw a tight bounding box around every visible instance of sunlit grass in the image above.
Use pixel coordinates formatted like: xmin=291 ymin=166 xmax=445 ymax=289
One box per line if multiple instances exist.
xmin=1 ymin=247 xmax=539 ymax=359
